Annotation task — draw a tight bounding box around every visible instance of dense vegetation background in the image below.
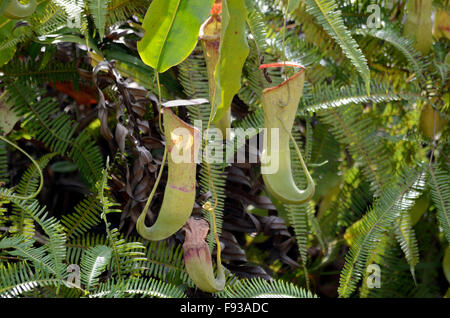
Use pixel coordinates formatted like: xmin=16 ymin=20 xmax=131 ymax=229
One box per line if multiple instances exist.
xmin=0 ymin=0 xmax=449 ymax=298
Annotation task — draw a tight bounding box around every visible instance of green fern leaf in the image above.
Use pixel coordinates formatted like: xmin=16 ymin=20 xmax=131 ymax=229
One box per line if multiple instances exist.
xmin=394 ymin=208 xmax=420 ymax=281
xmin=0 ymin=262 xmax=61 ymax=298
xmin=62 ymin=196 xmax=103 ymax=240
xmin=81 ymin=245 xmax=113 ymax=290
xmin=90 ymin=277 xmax=186 ymax=298
xmin=428 ymin=164 xmax=450 ymax=243
xmin=88 ymin=0 xmax=110 ymax=38
xmin=106 ymin=0 xmax=149 ymax=26
xmin=4 ymin=81 xmax=103 ymax=187
xmin=0 ymin=141 xmax=8 ymax=184
xmin=356 ymin=28 xmax=429 ymax=83
xmin=319 ymin=105 xmax=394 ymax=194
xmin=301 ymin=80 xmax=421 ymax=112
xmin=219 ymin=277 xmax=317 ymax=298
xmin=338 ymin=165 xmax=425 ymax=297
xmin=305 ymin=0 xmax=370 ymax=92
xmin=8 ymin=153 xmax=55 ymax=239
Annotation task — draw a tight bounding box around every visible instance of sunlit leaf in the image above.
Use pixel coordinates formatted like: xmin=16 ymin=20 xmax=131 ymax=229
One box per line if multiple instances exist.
xmin=211 ymin=0 xmax=250 ymax=123
xmin=137 ymin=0 xmax=214 ymax=73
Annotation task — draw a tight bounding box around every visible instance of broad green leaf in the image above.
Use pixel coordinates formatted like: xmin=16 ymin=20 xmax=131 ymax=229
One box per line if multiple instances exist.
xmin=88 ymin=0 xmax=109 ymax=39
xmin=137 ymin=0 xmax=214 ymax=73
xmin=212 ymin=0 xmax=250 ymax=123
xmin=104 ymin=47 xmax=183 ymax=95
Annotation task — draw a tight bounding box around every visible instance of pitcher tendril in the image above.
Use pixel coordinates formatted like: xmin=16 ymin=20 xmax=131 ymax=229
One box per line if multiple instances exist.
xmin=0 ymin=135 xmax=43 ymax=201
xmin=202 ymin=201 xmax=222 ymax=267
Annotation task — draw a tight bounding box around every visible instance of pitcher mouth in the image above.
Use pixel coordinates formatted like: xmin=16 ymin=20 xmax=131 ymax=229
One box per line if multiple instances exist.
xmin=259 ymin=62 xmax=305 ymax=94
xmin=163 ymin=108 xmax=201 ymax=138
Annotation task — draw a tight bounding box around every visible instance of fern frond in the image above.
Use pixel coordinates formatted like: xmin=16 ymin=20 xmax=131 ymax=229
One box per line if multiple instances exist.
xmin=178 ymin=51 xmax=210 ymax=103
xmin=53 ymin=0 xmax=86 ymax=31
xmin=234 ymin=108 xmax=264 ymax=132
xmin=95 ymin=228 xmax=146 ymax=278
xmin=240 ymin=0 xmax=271 ymax=108
xmin=6 ymin=83 xmax=73 ymax=154
xmin=199 ymin=162 xmax=227 ymax=251
xmin=13 ymin=153 xmax=55 ymax=198
xmin=29 ymin=203 xmax=67 ymax=279
xmin=96 ymin=164 xmax=146 ymax=277
xmin=67 ymin=233 xmax=189 ymax=284
xmin=106 ymin=0 xmax=149 ymax=26
xmin=286 ymin=202 xmax=309 ymax=278
xmin=178 ymin=51 xmax=227 ymax=250
xmin=360 ymin=214 xmax=441 ymax=298
xmin=356 ymin=27 xmax=429 ymax=83
xmin=301 ymin=80 xmax=421 ymax=112
xmin=88 ymin=0 xmax=110 ymax=38
xmin=218 ymin=277 xmax=317 ymax=298
xmin=239 ymin=42 xmax=263 ymax=109
xmin=34 ymin=3 xmax=71 ymax=36
xmin=4 ymin=198 xmax=68 ymax=283
xmin=359 ymin=233 xmax=403 ymax=297
xmin=66 ymin=233 xmax=110 ymax=264
xmin=304 ymin=0 xmax=370 ymax=91
xmin=338 ymin=165 xmax=425 ymax=297
xmin=4 ymin=81 xmax=103 ymax=187
xmin=62 ymin=196 xmax=103 ymax=240
xmin=0 ymin=262 xmax=61 ymax=298
xmin=428 ymin=164 xmax=450 ymax=243
xmin=89 ymin=277 xmax=186 ymax=298
xmin=1 ymin=59 xmax=79 ymax=85
xmin=284 ymin=126 xmax=313 ymax=286
xmin=70 ymin=130 xmax=104 ymax=186
xmin=291 ymin=2 xmax=341 ymax=61
xmin=8 ymin=153 xmax=55 ymax=238
xmin=271 ymin=25 xmax=324 ymax=69
xmin=394 ymin=207 xmax=420 ymax=280
xmin=0 ymin=235 xmax=55 ymax=274
xmin=139 ymin=240 xmax=190 ymax=285
xmin=0 ymin=141 xmax=8 ymax=184
xmin=320 ymin=168 xmax=373 ymax=240
xmin=81 ymin=245 xmax=113 ymax=290
xmin=245 ymin=0 xmax=269 ymax=52
xmin=319 ymin=105 xmax=394 ymax=194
